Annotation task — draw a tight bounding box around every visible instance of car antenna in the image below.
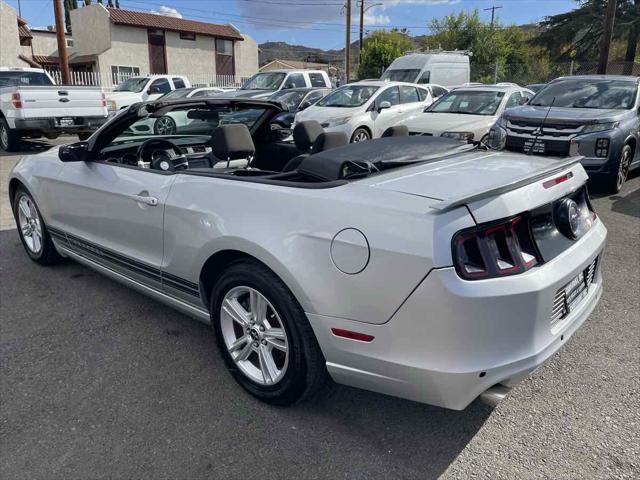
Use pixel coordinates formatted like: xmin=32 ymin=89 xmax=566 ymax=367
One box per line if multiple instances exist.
xmin=527 ymin=96 xmax=555 ymax=155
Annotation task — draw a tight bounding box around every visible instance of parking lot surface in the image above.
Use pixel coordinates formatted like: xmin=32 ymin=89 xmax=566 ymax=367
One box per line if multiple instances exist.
xmin=1 ymin=138 xmax=639 ymax=479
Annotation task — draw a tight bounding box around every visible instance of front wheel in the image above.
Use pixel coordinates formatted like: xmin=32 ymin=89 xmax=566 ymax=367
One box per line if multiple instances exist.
xmin=0 ymin=116 xmax=21 ymax=152
xmin=350 ymin=128 xmax=371 ymax=143
xmin=13 ymin=187 xmax=64 ymax=265
xmin=601 ymin=144 xmax=632 ymax=194
xmin=211 ymin=260 xmax=328 ymax=405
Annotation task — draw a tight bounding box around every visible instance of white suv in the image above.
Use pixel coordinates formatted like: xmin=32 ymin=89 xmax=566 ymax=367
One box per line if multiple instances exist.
xmin=106 ymin=75 xmax=191 ymax=114
xmin=295 ymin=81 xmax=434 ymax=142
xmin=226 ymin=70 xmax=332 ymax=99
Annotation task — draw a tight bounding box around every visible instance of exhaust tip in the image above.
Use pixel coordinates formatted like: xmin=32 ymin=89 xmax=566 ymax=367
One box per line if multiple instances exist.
xmin=479 ymin=384 xmax=511 ymax=408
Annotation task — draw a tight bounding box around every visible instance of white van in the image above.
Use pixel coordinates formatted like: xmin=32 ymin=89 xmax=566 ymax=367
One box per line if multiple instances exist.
xmin=381 ymin=52 xmax=470 ymax=88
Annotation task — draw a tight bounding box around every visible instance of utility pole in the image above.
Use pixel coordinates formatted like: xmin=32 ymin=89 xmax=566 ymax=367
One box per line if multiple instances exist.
xmin=483 ymin=5 xmax=502 ymax=28
xmin=53 ymin=0 xmax=71 ymax=84
xmin=359 ymin=0 xmax=364 ymax=66
xmin=598 ymin=0 xmax=617 ymax=74
xmin=345 ymin=0 xmax=352 ymax=83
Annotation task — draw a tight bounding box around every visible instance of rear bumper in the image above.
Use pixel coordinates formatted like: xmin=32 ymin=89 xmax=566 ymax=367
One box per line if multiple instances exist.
xmin=308 ymin=220 xmax=607 ymax=409
xmin=14 ymin=116 xmax=108 ymax=134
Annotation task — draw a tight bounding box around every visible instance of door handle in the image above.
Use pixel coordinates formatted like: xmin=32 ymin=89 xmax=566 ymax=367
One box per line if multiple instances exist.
xmin=131 ymin=194 xmax=158 ymax=206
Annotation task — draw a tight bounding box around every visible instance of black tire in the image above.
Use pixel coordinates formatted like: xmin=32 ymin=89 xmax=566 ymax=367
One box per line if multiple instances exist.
xmin=153 ymin=116 xmax=177 ymax=135
xmin=210 ymin=259 xmax=328 ymax=405
xmin=78 ymin=132 xmax=92 ymax=141
xmin=600 ymin=144 xmax=633 ymax=194
xmin=0 ymin=116 xmax=21 ymax=152
xmin=350 ymin=127 xmax=371 ymax=143
xmin=12 ymin=186 xmax=64 ymax=265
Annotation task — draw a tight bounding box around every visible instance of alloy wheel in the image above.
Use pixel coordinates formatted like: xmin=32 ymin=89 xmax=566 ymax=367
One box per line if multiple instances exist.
xmin=154 ymin=117 xmax=176 ymax=135
xmin=17 ymin=195 xmax=43 ymax=254
xmin=617 ymin=148 xmax=631 ymax=190
xmin=0 ymin=122 xmax=8 ymax=150
xmin=220 ymin=286 xmax=289 ymax=385
xmin=352 ymin=131 xmax=369 ymax=142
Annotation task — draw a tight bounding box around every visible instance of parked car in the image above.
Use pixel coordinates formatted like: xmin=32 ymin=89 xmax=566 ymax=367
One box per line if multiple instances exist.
xmin=526 ymin=83 xmax=547 ymax=94
xmin=381 ymin=51 xmax=471 ymax=87
xmin=490 ymin=75 xmax=640 ymax=193
xmin=223 ymin=70 xmax=332 ymax=100
xmin=398 ymin=84 xmax=534 ymax=144
xmin=159 ymin=87 xmax=225 ymax=100
xmin=0 ymin=67 xmax=108 ymax=151
xmin=105 ymin=75 xmax=191 ymax=115
xmin=269 ymin=87 xmax=332 ymax=140
xmin=295 ymin=81 xmax=434 ymax=142
xmin=422 ymin=83 xmax=450 ymax=101
xmin=9 ymin=97 xmax=606 ymax=410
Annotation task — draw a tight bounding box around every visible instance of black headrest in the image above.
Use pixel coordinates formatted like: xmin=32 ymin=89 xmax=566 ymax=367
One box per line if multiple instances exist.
xmin=382 ymin=125 xmax=409 ymax=137
xmin=210 ymin=124 xmax=255 ymax=160
xmin=293 ymin=121 xmax=324 ymax=151
xmin=312 ymin=132 xmax=348 ymax=153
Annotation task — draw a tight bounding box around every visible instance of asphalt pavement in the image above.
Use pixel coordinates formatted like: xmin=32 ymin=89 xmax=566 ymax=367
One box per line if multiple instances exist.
xmin=1 ymin=138 xmax=639 ymax=479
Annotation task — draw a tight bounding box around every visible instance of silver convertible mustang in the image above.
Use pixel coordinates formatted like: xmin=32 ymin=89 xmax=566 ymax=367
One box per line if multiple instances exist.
xmin=9 ymin=98 xmax=607 ymax=409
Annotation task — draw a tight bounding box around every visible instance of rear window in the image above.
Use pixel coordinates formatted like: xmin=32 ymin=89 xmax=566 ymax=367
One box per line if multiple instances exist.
xmin=309 ymin=73 xmax=327 ymax=87
xmin=0 ymin=71 xmax=53 ymax=87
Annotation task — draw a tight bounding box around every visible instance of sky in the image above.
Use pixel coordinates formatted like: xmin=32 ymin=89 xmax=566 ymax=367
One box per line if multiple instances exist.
xmin=5 ymin=0 xmax=578 ymax=50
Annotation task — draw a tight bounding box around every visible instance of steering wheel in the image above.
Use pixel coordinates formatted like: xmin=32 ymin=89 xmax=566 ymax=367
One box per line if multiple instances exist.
xmin=135 ymin=138 xmax=188 ymax=172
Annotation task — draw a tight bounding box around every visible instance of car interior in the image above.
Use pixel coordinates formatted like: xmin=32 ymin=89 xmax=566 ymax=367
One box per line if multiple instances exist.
xmin=89 ymin=100 xmax=462 ymax=186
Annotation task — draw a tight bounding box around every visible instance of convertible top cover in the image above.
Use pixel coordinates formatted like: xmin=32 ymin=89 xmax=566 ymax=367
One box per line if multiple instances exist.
xmin=297 ymin=136 xmax=475 ymax=181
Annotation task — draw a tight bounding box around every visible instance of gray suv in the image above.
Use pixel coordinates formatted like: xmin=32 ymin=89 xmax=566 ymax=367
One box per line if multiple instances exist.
xmin=490 ymin=75 xmax=639 ymax=193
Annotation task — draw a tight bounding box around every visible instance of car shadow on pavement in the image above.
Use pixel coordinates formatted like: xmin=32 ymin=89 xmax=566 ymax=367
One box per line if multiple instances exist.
xmin=0 ymin=138 xmax=56 ymax=157
xmin=0 ymin=229 xmax=491 ymax=480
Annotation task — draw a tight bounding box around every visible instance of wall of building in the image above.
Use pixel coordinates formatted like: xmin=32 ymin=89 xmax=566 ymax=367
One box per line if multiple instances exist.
xmin=0 ymin=1 xmax=22 ymax=67
xmin=235 ymin=34 xmax=258 ymax=78
xmin=70 ymin=4 xmax=111 ymax=57
xmin=165 ymin=31 xmax=216 ymax=75
xmin=97 ymin=24 xmax=150 ymax=75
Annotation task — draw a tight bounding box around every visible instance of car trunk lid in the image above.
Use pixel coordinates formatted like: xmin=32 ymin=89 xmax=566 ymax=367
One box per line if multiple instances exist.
xmin=14 ymin=86 xmax=107 ymax=119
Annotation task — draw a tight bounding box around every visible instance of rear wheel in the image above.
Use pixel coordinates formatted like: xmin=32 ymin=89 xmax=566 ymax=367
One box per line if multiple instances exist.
xmin=351 ymin=128 xmax=371 ymax=143
xmin=601 ymin=144 xmax=632 ymax=194
xmin=154 ymin=116 xmax=176 ymax=135
xmin=13 ymin=187 xmax=64 ymax=265
xmin=210 ymin=260 xmax=328 ymax=405
xmin=0 ymin=117 xmax=21 ymax=152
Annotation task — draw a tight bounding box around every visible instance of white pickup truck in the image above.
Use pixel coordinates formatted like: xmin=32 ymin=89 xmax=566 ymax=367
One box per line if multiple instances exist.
xmin=0 ymin=67 xmax=108 ymax=151
xmin=105 ymin=75 xmax=191 ymax=115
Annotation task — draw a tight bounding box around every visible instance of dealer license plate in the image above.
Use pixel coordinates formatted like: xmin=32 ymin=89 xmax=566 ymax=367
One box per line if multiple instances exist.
xmin=564 ymin=271 xmax=588 ymax=314
xmin=523 ymin=138 xmax=545 ymax=154
xmin=58 ymin=117 xmax=74 ymax=127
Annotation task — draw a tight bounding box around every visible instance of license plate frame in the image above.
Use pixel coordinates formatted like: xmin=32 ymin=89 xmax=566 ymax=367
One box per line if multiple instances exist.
xmin=563 ymin=271 xmax=588 ymax=314
xmin=58 ymin=117 xmax=74 ymax=127
xmin=523 ymin=138 xmax=545 ymax=154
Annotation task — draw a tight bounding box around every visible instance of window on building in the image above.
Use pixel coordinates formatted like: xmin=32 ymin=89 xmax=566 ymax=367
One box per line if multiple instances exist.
xmin=66 ymin=38 xmax=74 ymax=48
xmin=110 ymin=66 xmax=141 ymax=85
xmin=309 ymin=73 xmax=327 ymax=87
xmin=215 ymin=39 xmax=234 ymax=55
xmin=283 ymin=73 xmax=306 ymax=89
xmin=180 ymin=32 xmax=196 ymax=41
xmin=172 ymin=77 xmax=186 ymax=89
xmin=20 ymin=38 xmax=32 ymax=47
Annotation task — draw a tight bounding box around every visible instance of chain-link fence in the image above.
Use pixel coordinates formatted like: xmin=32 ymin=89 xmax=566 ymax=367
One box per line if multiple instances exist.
xmin=471 ymin=61 xmax=639 ymax=86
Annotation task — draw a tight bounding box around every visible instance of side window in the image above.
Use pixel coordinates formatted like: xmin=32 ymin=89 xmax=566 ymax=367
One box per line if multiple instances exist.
xmin=377 ymin=86 xmax=400 ymax=106
xmin=283 ymin=73 xmax=306 ymax=89
xmin=309 ymin=72 xmax=328 ymax=87
xmin=521 ymin=90 xmax=533 ymax=101
xmin=304 ymin=90 xmax=325 ymax=104
xmin=172 ymin=77 xmax=186 ymax=89
xmin=416 ymin=87 xmax=430 ymax=101
xmin=418 ymin=71 xmax=431 ymax=84
xmin=399 ymin=85 xmax=420 ymax=104
xmin=150 ymin=78 xmax=171 ymax=94
xmin=505 ymin=92 xmax=522 ymax=109
xmin=431 ymin=86 xmax=447 ymax=98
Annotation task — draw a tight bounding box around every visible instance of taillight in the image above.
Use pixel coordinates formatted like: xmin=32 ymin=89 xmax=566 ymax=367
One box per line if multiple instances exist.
xmin=452 ymin=215 xmax=541 ymax=280
xmin=11 ymin=93 xmax=22 ymax=109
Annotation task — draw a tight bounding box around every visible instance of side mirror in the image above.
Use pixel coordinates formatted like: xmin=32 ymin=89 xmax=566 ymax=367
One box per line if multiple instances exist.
xmin=59 ymin=142 xmax=90 ymax=162
xmin=378 ymin=100 xmax=392 ymax=112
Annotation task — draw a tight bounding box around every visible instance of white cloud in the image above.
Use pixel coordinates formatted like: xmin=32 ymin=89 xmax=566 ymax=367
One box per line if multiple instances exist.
xmin=150 ymin=6 xmax=183 ymax=19
xmin=363 ymin=12 xmax=391 ymax=26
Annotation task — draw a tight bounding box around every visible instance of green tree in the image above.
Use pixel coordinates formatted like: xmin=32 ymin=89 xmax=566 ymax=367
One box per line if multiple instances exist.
xmin=358 ymin=29 xmax=415 ymax=79
xmin=108 ymin=0 xmax=114 ymax=7
xmin=63 ymin=0 xmax=78 ymax=33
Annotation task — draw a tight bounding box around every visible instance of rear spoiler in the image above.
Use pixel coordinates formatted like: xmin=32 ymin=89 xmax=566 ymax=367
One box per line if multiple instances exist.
xmin=431 ymin=156 xmax=583 ymax=212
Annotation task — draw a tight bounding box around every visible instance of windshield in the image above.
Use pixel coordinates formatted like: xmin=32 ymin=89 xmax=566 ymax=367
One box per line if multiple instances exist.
xmin=0 ymin=71 xmax=53 ymax=87
xmin=317 ymin=85 xmax=379 ymax=108
xmin=269 ymin=90 xmax=306 ymax=110
xmin=113 ymin=77 xmax=149 ymax=93
xmin=117 ymin=105 xmax=268 ymax=140
xmin=530 ymin=79 xmax=638 ymax=110
xmin=381 ymin=69 xmax=420 ymax=82
xmin=242 ymin=72 xmax=286 ymax=90
xmin=427 ymin=90 xmax=506 ymax=115
xmin=159 ymin=88 xmax=195 ymax=100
